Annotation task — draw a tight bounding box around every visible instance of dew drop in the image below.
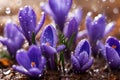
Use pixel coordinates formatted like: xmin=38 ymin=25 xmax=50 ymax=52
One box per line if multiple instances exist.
xmin=93 ymin=69 xmax=99 ymax=73
xmin=102 ymin=0 xmax=106 ymax=2
xmin=113 ymin=8 xmax=119 ymax=14
xmin=101 ymin=75 xmax=105 ymax=78
xmin=87 ymin=12 xmax=92 ymax=17
xmin=5 ymin=7 xmax=11 ymax=15
xmin=108 ymin=61 xmax=111 ymax=64
xmin=109 ymin=0 xmax=115 ymax=3
xmin=28 ymin=31 xmax=31 ymax=34
xmin=30 ymin=20 xmax=32 ymax=22
xmin=40 ymin=2 xmax=45 ymax=7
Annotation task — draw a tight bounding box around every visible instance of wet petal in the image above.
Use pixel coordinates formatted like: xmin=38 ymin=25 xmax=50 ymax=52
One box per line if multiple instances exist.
xmin=104 ymin=22 xmax=115 ymax=36
xmin=40 ymin=25 xmax=57 ymax=47
xmin=12 ymin=65 xmax=30 ymax=76
xmin=86 ymin=14 xmax=106 ymax=42
xmin=4 ymin=23 xmax=18 ymax=39
xmin=1 ymin=23 xmax=24 ymax=57
xmin=79 ymin=51 xmax=89 ymax=67
xmin=49 ymin=0 xmax=72 ymax=31
xmin=96 ymin=40 xmax=106 ymax=58
xmin=74 ymin=7 xmax=82 ymax=25
xmin=106 ymin=36 xmax=120 ymax=56
xmin=42 ymin=44 xmax=57 ymax=54
xmin=106 ymin=45 xmax=120 ymax=69
xmin=28 ymin=45 xmax=41 ymax=68
xmin=16 ymin=49 xmax=31 ymax=70
xmin=49 ymin=0 xmax=72 ymax=16
xmin=40 ymin=2 xmax=55 ymax=20
xmin=64 ymin=17 xmax=78 ymax=39
xmin=19 ymin=6 xmax=36 ymax=43
xmin=35 ymin=12 xmax=45 ymax=34
xmin=56 ymin=44 xmax=66 ymax=52
xmin=5 ymin=39 xmax=17 ymax=56
xmin=0 ymin=37 xmax=8 ymax=46
xmin=85 ymin=12 xmax=93 ymax=32
xmin=71 ymin=54 xmax=80 ymax=70
xmin=77 ymin=30 xmax=87 ymax=40
xmin=75 ymin=39 xmax=91 ymax=56
xmin=29 ymin=68 xmax=42 ymax=77
xmin=39 ymin=56 xmax=46 ymax=69
xmin=81 ymin=58 xmax=93 ymax=72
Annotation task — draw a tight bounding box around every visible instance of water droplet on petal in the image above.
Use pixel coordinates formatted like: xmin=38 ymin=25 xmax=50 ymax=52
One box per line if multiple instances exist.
xmin=108 ymin=61 xmax=111 ymax=64
xmin=5 ymin=7 xmax=11 ymax=15
xmin=87 ymin=12 xmax=92 ymax=17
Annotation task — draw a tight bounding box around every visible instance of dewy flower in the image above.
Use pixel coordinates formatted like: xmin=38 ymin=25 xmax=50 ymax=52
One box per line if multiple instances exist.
xmin=86 ymin=12 xmax=115 ymax=43
xmin=13 ymin=45 xmax=46 ymax=77
xmin=41 ymin=0 xmax=72 ymax=31
xmin=63 ymin=8 xmax=82 ymax=41
xmin=40 ymin=25 xmax=65 ymax=70
xmin=0 ymin=22 xmax=24 ymax=58
xmin=105 ymin=36 xmax=120 ymax=69
xmin=71 ymin=39 xmax=93 ymax=73
xmin=19 ymin=6 xmax=45 ymax=45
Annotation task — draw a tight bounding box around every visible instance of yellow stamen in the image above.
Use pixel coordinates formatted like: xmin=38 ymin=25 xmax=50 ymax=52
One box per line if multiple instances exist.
xmin=112 ymin=45 xmax=117 ymax=49
xmin=31 ymin=62 xmax=36 ymax=67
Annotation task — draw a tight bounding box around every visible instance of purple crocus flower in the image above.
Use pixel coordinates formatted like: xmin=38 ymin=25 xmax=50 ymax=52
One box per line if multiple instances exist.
xmin=71 ymin=39 xmax=93 ymax=73
xmin=41 ymin=0 xmax=72 ymax=31
xmin=13 ymin=45 xmax=46 ymax=77
xmin=19 ymin=6 xmax=45 ymax=45
xmin=63 ymin=8 xmax=82 ymax=41
xmin=0 ymin=22 xmax=24 ymax=58
xmin=86 ymin=12 xmax=115 ymax=43
xmin=105 ymin=36 xmax=120 ymax=69
xmin=40 ymin=25 xmax=65 ymax=70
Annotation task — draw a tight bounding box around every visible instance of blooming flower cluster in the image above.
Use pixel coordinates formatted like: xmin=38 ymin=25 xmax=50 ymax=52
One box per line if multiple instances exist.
xmin=0 ymin=0 xmax=118 ymax=78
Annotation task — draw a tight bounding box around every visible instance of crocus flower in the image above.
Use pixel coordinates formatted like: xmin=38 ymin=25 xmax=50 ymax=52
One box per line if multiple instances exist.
xmin=105 ymin=36 xmax=120 ymax=69
xmin=19 ymin=6 xmax=45 ymax=45
xmin=86 ymin=12 xmax=115 ymax=43
xmin=71 ymin=39 xmax=93 ymax=73
xmin=13 ymin=45 xmax=46 ymax=77
xmin=40 ymin=25 xmax=65 ymax=70
xmin=0 ymin=22 xmax=24 ymax=58
xmin=41 ymin=0 xmax=72 ymax=31
xmin=63 ymin=8 xmax=82 ymax=41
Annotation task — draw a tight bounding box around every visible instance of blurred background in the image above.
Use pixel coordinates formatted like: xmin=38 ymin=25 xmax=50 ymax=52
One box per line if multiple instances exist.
xmin=0 ymin=0 xmax=120 ymax=37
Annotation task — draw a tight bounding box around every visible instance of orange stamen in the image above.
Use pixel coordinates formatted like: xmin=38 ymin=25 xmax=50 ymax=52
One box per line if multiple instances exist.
xmin=46 ymin=42 xmax=50 ymax=46
xmin=31 ymin=62 xmax=36 ymax=67
xmin=112 ymin=45 xmax=117 ymax=49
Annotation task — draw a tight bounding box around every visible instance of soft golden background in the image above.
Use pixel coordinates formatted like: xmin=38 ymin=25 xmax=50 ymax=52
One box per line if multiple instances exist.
xmin=0 ymin=0 xmax=120 ymax=37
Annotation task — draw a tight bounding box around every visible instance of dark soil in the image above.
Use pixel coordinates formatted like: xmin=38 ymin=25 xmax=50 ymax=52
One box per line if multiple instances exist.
xmin=0 ymin=56 xmax=120 ymax=80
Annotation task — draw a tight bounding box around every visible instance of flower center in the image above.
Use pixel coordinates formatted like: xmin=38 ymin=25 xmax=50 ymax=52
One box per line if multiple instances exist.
xmin=31 ymin=62 xmax=36 ymax=67
xmin=112 ymin=45 xmax=117 ymax=49
xmin=46 ymin=42 xmax=50 ymax=46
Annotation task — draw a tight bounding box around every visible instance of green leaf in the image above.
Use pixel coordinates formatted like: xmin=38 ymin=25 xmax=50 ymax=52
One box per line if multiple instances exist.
xmin=60 ymin=51 xmax=65 ymax=73
xmin=32 ymin=32 xmax=36 ymax=44
xmin=67 ymin=32 xmax=76 ymax=49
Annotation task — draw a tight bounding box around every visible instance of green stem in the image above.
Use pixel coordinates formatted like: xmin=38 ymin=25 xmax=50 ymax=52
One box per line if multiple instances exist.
xmin=60 ymin=51 xmax=65 ymax=73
